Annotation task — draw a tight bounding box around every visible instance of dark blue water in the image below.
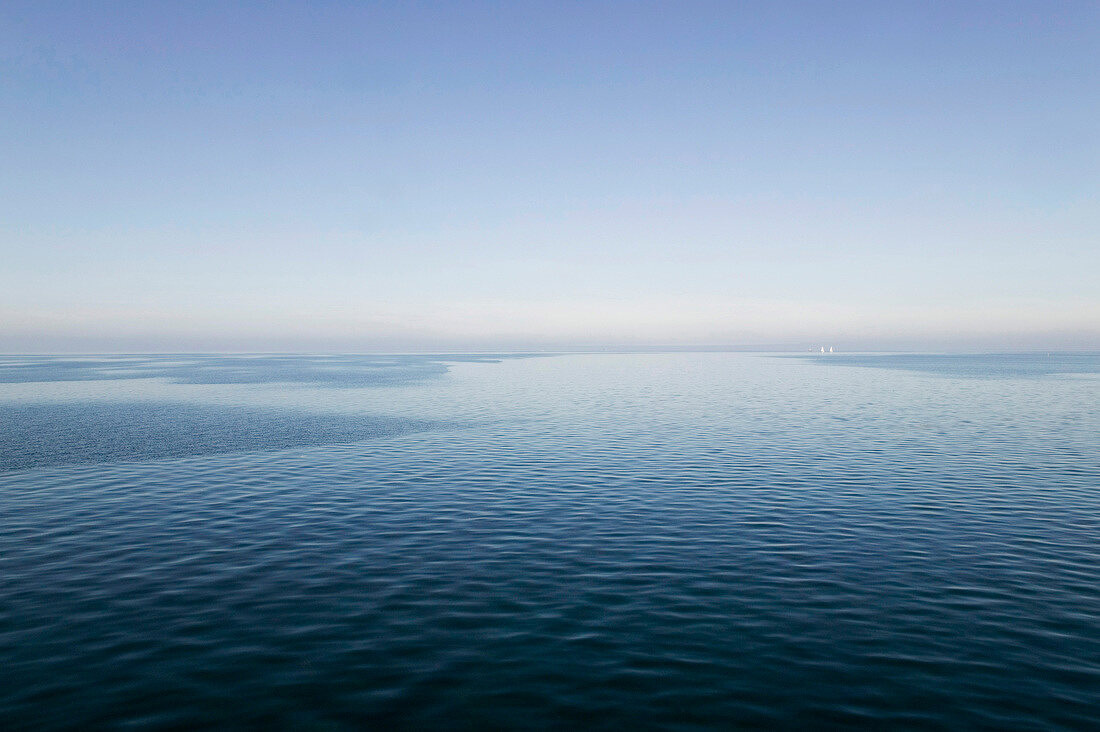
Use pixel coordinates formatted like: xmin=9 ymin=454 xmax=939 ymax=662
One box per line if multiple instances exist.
xmin=2 ymin=353 xmax=1099 ymax=729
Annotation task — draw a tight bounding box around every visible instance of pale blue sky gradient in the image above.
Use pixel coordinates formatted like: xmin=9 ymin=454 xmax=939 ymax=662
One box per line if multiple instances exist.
xmin=2 ymin=1 xmax=1098 ymax=351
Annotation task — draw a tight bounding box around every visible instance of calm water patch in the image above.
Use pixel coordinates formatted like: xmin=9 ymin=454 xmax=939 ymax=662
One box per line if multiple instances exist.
xmin=797 ymin=352 xmax=1100 ymax=379
xmin=0 ymin=353 xmax=536 ymax=387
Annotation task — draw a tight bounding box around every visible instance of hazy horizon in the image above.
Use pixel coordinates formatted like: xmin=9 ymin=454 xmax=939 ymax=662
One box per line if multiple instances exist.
xmin=3 ymin=2 xmax=1098 ymax=352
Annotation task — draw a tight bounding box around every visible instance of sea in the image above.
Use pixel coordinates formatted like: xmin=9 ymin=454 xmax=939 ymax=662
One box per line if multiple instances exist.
xmin=2 ymin=352 xmax=1099 ymax=729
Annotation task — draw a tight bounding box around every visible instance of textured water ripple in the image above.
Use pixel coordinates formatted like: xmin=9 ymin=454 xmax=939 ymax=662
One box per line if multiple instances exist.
xmin=0 ymin=401 xmax=446 ymax=472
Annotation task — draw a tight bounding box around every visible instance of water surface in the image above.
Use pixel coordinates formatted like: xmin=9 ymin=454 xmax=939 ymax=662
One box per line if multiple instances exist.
xmin=2 ymin=353 xmax=1099 ymax=729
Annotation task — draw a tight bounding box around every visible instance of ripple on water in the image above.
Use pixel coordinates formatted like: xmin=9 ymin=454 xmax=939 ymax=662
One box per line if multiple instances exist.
xmin=1 ymin=353 xmax=1100 ymax=729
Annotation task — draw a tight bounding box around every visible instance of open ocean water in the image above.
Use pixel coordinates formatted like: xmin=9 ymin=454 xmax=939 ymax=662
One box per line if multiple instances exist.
xmin=2 ymin=352 xmax=1099 ymax=730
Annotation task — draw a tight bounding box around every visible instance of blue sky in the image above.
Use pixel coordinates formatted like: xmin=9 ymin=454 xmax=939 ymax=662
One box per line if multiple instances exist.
xmin=2 ymin=1 xmax=1097 ymax=351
